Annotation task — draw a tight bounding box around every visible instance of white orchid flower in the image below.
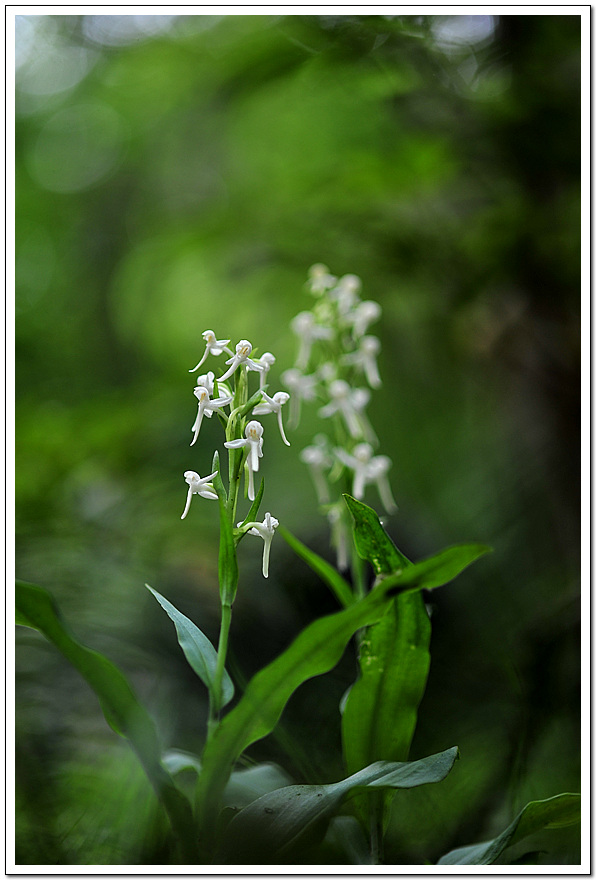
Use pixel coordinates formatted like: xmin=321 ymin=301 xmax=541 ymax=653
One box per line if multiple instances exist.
xmin=238 ymin=512 xmax=279 ymax=578
xmin=318 ymin=379 xmax=371 ymax=438
xmin=300 ymin=439 xmax=332 ymax=503
xmin=366 ymin=454 xmax=397 ymax=514
xmin=189 ymin=330 xmax=233 ymax=372
xmin=307 ymin=263 xmax=337 ymax=295
xmin=253 ymin=391 xmax=291 ymax=446
xmin=224 ymin=419 xmax=264 ymax=501
xmin=350 ymin=300 xmax=382 ymax=338
xmin=331 ymin=274 xmax=362 ymax=318
xmin=281 ymin=368 xmax=318 ymax=427
xmin=256 ymin=351 xmax=276 ymax=390
xmin=334 ymin=443 xmax=397 ymax=513
xmin=190 ymin=385 xmax=234 ymax=446
xmin=181 ymin=469 xmax=218 ymax=519
xmin=343 ymin=335 xmax=382 ymax=388
xmin=291 ymin=311 xmax=334 ymax=369
xmin=219 ymin=339 xmax=264 ymax=383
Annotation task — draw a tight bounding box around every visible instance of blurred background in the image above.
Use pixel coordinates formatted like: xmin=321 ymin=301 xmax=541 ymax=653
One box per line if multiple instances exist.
xmin=15 ymin=13 xmax=581 ymax=865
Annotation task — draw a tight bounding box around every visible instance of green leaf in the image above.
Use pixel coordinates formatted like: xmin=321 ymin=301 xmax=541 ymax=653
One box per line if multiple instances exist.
xmin=220 ymin=747 xmax=459 ymax=863
xmin=194 ymin=544 xmax=486 ymax=847
xmin=146 ymin=585 xmax=234 ymax=708
xmin=342 ymin=498 xmax=427 ymax=773
xmin=15 ymin=579 xmax=197 ymax=861
xmin=380 ymin=542 xmax=492 ymax=597
xmin=342 ymin=591 xmax=431 ymax=773
xmin=438 ymin=793 xmax=581 ymax=865
xmin=341 ymin=499 xmax=490 ymax=827
xmin=278 ymin=524 xmax=354 ymax=609
xmin=343 ymin=494 xmax=410 ymax=574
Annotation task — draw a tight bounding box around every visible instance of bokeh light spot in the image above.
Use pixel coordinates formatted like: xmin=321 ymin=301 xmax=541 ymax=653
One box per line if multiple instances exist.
xmin=28 ymin=102 xmax=126 ymax=193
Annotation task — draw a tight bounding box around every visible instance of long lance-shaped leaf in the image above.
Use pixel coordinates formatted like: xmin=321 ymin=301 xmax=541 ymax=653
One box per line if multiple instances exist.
xmin=278 ymin=524 xmax=354 ymax=609
xmin=342 ymin=495 xmax=429 ymax=780
xmin=342 ymin=593 xmax=431 ymax=772
xmin=15 ymin=579 xmax=197 ymax=862
xmin=341 ymin=495 xmax=429 ymax=837
xmin=438 ymin=793 xmax=581 ymax=865
xmin=146 ymin=585 xmax=234 ymax=708
xmin=219 ymin=747 xmax=459 ymax=863
xmin=195 ymin=543 xmax=489 ymax=848
xmin=341 ymin=496 xmax=491 ymax=838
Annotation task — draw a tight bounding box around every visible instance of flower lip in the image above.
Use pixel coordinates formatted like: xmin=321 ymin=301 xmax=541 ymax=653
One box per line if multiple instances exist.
xmin=246 ymin=419 xmax=264 ymax=440
xmin=237 ymin=340 xmax=253 ymax=356
xmin=193 ymin=385 xmax=210 ymax=401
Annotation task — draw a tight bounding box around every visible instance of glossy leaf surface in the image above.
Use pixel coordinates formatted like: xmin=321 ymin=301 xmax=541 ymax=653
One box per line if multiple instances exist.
xmin=221 ymin=747 xmax=458 ymax=862
xmin=342 ymin=497 xmax=430 ymax=775
xmin=343 ymin=493 xmax=409 ymax=574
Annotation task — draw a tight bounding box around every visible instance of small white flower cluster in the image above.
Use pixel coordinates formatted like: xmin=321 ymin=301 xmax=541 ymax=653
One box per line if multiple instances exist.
xmin=285 ymin=265 xmax=397 ymax=570
xmin=181 ymin=330 xmax=287 ymax=577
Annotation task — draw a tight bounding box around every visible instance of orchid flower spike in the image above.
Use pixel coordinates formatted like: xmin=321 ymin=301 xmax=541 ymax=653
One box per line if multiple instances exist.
xmin=238 ymin=512 xmax=279 ymax=578
xmin=350 ymin=300 xmax=382 ymax=338
xmin=343 ymin=335 xmax=382 ymax=388
xmin=318 ymin=379 xmax=371 ymax=438
xmin=224 ymin=419 xmax=264 ymax=501
xmin=253 ymin=391 xmax=291 ymax=446
xmin=334 ymin=443 xmax=397 ymax=513
xmin=307 ymin=263 xmax=337 ymax=295
xmin=300 ymin=438 xmax=332 ymax=504
xmin=281 ymin=368 xmax=318 ymax=428
xmin=189 ymin=330 xmax=233 ymax=372
xmin=219 ymin=339 xmax=264 ymax=383
xmin=181 ymin=470 xmax=218 ymax=519
xmin=256 ymin=352 xmax=276 ymax=390
xmin=190 ymin=385 xmax=234 ymax=446
xmin=291 ymin=311 xmax=334 ymax=369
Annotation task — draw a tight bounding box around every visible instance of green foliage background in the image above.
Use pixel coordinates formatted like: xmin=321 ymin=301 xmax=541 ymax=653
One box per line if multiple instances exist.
xmin=15 ymin=13 xmax=581 ymax=865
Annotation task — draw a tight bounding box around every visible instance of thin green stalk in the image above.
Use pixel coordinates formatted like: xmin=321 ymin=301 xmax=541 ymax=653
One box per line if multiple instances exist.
xmin=209 ymin=601 xmax=233 ymax=730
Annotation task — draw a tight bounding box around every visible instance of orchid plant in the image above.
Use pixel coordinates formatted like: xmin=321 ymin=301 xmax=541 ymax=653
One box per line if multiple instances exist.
xmin=15 ymin=266 xmax=580 ymax=866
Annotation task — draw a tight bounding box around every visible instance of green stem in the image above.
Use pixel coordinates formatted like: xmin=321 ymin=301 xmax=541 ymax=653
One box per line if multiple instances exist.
xmin=208 ymin=600 xmax=233 ymax=739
